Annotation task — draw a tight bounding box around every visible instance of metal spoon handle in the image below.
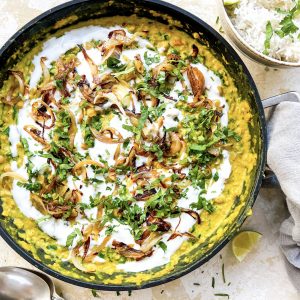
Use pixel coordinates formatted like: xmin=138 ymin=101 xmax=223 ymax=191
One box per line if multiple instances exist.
xmin=52 ymin=294 xmax=65 ymax=300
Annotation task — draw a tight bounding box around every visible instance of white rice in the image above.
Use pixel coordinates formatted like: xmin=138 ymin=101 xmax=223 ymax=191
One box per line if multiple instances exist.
xmin=230 ymin=0 xmax=300 ymax=62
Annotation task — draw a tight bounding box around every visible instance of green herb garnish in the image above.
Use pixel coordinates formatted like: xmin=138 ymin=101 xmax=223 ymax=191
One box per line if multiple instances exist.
xmin=158 ymin=241 xmax=167 ymax=252
xmin=263 ymin=21 xmax=273 ymax=55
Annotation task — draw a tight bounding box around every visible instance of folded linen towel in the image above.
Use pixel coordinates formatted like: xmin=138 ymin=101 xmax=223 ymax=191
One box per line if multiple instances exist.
xmin=267 ymin=101 xmax=300 ymax=289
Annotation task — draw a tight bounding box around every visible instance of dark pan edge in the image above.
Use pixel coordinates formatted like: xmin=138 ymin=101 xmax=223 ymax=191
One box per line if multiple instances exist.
xmin=0 ymin=0 xmax=267 ymax=291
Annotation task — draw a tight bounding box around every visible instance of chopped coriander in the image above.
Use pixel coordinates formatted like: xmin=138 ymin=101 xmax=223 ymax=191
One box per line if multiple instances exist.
xmin=213 ymin=172 xmax=219 ymax=181
xmin=214 ymin=293 xmax=229 ymax=299
xmin=222 ymin=263 xmax=226 ymax=283
xmin=143 ymin=144 xmax=163 ymax=161
xmin=61 ymin=97 xmax=70 ymax=105
xmin=263 ymin=21 xmax=273 ymax=55
xmin=12 ymin=106 xmax=18 ymax=121
xmin=17 ymin=181 xmax=42 ymax=192
xmin=158 ymin=241 xmax=167 ymax=252
xmin=91 ymin=289 xmax=98 ymax=297
xmin=144 ymin=51 xmax=160 ymax=65
xmin=107 ymin=57 xmax=126 ymax=71
xmin=190 ymin=196 xmax=215 ymax=214
xmin=47 ymin=245 xmax=57 ymax=250
xmin=55 ymin=79 xmax=63 ymax=89
xmin=105 ymin=225 xmax=117 ymax=235
xmin=275 ymin=2 xmax=300 ymax=38
xmin=66 ymin=228 xmax=82 ymax=247
xmin=123 ymin=138 xmax=130 ymax=149
xmin=276 ymin=14 xmax=299 ymax=37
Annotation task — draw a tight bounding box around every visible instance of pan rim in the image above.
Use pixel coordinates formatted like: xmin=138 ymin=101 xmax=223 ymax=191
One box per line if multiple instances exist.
xmin=0 ymin=0 xmax=267 ymax=291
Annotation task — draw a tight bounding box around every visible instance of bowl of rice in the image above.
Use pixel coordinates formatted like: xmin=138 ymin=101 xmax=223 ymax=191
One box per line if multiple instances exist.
xmin=218 ymin=0 xmax=300 ymax=67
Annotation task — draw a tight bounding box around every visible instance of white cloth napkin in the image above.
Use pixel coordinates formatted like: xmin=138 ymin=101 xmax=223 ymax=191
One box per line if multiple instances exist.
xmin=267 ymin=101 xmax=300 ymax=289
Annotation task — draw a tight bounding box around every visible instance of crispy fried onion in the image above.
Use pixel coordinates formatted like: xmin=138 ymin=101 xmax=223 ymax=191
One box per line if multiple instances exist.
xmin=23 ymin=125 xmax=49 ymax=146
xmin=181 ymin=208 xmax=201 ymax=224
xmin=78 ymin=81 xmax=126 ymax=116
xmin=54 ymin=57 xmax=78 ymax=97
xmin=78 ymin=44 xmax=98 ymax=79
xmin=100 ymin=29 xmax=127 ymax=61
xmin=94 ymin=73 xmax=118 ymax=89
xmin=168 ymin=231 xmax=197 ymax=241
xmin=134 ymin=188 xmax=156 ymax=201
xmin=73 ymin=159 xmax=105 ymax=175
xmin=31 ymin=187 xmax=81 ymax=219
xmin=40 ymin=57 xmax=50 ymax=84
xmin=187 ymin=65 xmax=205 ymax=99
xmin=115 ymin=145 xmax=136 ymax=167
xmin=84 ymin=235 xmax=111 ymax=263
xmin=31 ymin=100 xmax=56 ymax=129
xmin=152 ymin=53 xmax=182 ymax=79
xmin=138 ymin=232 xmax=162 ymax=253
xmin=160 ymin=132 xmax=185 ymax=158
xmin=0 ymin=172 xmax=26 ymax=186
xmin=91 ymin=127 xmax=124 ymax=144
xmin=191 ymin=44 xmax=199 ymax=58
xmin=134 ymin=54 xmax=144 ymax=74
xmin=68 ymin=110 xmax=77 ymax=149
xmin=142 ymin=116 xmax=164 ymax=142
xmin=70 ymin=250 xmax=97 ymax=273
xmin=1 ymin=70 xmax=26 ymax=105
xmin=146 ymin=214 xmax=171 ymax=232
xmin=112 ymin=240 xmax=153 ymax=261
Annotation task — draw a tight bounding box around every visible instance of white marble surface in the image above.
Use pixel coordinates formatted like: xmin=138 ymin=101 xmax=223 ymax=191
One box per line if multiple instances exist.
xmin=0 ymin=0 xmax=300 ymax=299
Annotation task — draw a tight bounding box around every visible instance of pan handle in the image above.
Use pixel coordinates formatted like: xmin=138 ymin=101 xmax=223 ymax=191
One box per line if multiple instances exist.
xmin=261 ymin=91 xmax=300 ymax=188
xmin=262 ymin=91 xmax=300 ymax=108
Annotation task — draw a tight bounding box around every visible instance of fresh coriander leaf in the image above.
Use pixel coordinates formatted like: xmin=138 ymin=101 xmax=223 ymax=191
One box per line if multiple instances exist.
xmin=66 ymin=231 xmax=77 ymax=247
xmin=214 ymin=293 xmax=229 ymax=299
xmin=263 ymin=21 xmax=273 ymax=55
xmin=222 ymin=263 xmax=226 ymax=283
xmin=37 ymin=215 xmax=51 ymax=223
xmin=66 ymin=228 xmax=82 ymax=247
xmin=107 ymin=57 xmax=126 ymax=71
xmin=190 ymin=196 xmax=215 ymax=213
xmin=17 ymin=181 xmax=42 ymax=192
xmin=144 ymin=51 xmax=160 ymax=65
xmin=279 ymin=14 xmax=299 ymax=36
xmin=91 ymin=289 xmax=98 ymax=297
xmin=55 ymin=79 xmax=64 ymax=89
xmin=105 ymin=225 xmax=117 ymax=235
xmin=213 ymin=172 xmax=219 ymax=181
xmin=123 ymin=138 xmax=130 ymax=149
xmin=158 ymin=241 xmax=167 ymax=252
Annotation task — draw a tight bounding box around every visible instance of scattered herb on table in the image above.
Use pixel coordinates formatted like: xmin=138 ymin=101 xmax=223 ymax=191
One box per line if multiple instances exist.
xmin=214 ymin=293 xmax=230 ymax=299
xmin=222 ymin=263 xmax=226 ymax=283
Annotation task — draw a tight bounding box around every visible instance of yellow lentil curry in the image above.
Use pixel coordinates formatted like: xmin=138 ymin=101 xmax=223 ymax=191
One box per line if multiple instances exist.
xmin=0 ymin=16 xmax=257 ymax=285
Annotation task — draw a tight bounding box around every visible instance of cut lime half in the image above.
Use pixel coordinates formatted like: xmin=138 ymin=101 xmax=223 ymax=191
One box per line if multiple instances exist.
xmin=224 ymin=0 xmax=240 ymax=6
xmin=232 ymin=230 xmax=262 ymax=262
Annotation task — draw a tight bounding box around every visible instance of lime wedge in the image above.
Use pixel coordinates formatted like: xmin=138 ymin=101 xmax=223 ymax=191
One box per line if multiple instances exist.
xmin=224 ymin=0 xmax=240 ymax=6
xmin=232 ymin=230 xmax=262 ymax=262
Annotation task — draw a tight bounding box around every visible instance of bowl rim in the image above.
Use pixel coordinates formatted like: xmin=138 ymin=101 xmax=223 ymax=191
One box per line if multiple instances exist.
xmin=218 ymin=0 xmax=300 ymax=67
xmin=0 ymin=0 xmax=267 ymax=291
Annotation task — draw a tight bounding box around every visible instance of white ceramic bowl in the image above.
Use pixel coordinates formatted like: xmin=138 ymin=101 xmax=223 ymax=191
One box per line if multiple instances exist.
xmin=217 ymin=0 xmax=300 ymax=68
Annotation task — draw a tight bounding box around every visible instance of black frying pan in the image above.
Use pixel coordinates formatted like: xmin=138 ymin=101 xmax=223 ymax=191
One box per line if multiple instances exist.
xmin=0 ymin=0 xmax=266 ymax=291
